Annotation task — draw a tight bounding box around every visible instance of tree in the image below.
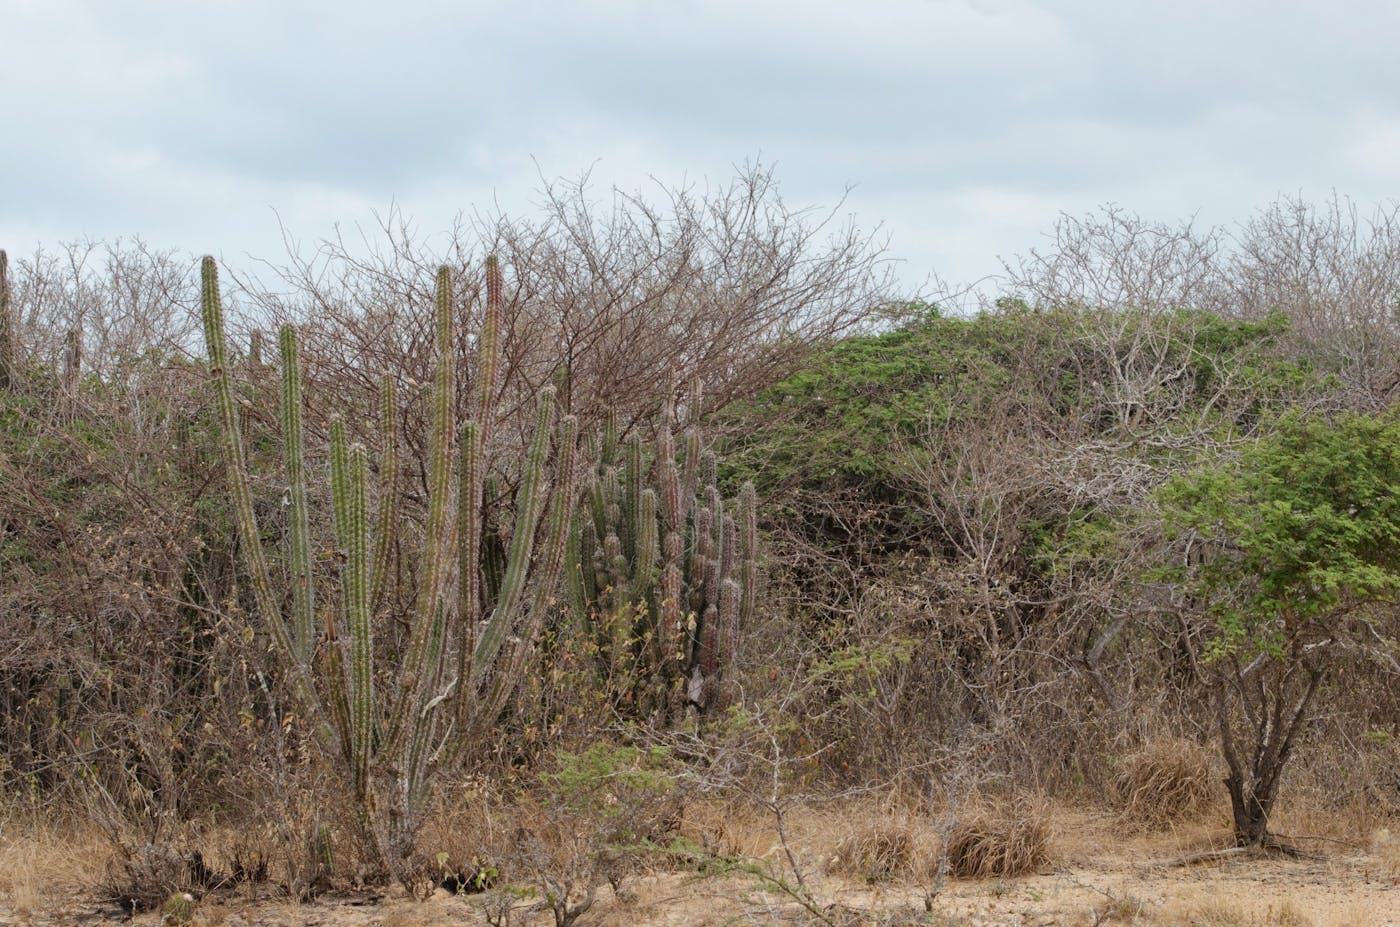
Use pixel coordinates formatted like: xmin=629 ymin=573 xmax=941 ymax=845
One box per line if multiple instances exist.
xmin=1158 ymin=411 xmax=1400 ymax=847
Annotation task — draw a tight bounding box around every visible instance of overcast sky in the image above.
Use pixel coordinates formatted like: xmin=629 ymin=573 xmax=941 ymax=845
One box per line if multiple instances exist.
xmin=4 ymin=0 xmax=1399 ymax=296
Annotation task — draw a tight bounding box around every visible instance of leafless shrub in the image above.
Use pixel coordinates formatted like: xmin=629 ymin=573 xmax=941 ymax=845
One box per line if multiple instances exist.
xmin=232 ymin=163 xmax=897 ymax=454
xmin=4 ymin=238 xmax=198 ymax=381
xmin=1005 ymin=195 xmax=1400 ymax=409
xmin=1222 ymin=194 xmax=1400 ymax=406
xmin=1003 ymin=205 xmax=1222 ymax=314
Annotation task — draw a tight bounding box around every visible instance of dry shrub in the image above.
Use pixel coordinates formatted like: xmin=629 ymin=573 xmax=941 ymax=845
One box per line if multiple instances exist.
xmin=829 ymin=822 xmax=916 ymax=883
xmin=1113 ymin=737 xmax=1214 ymax=828
xmin=104 ymin=843 xmax=211 ymax=914
xmin=944 ymin=806 xmax=1050 ymax=878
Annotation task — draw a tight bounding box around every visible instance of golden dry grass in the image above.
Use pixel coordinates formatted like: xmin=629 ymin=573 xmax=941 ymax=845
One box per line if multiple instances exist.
xmin=1369 ymin=827 xmax=1400 ymax=883
xmin=828 ymin=821 xmax=917 ymax=883
xmin=0 ymin=820 xmax=109 ymax=918
xmin=675 ymin=798 xmax=780 ymax=862
xmin=944 ymin=804 xmax=1051 ymax=878
xmin=1155 ymin=893 xmax=1315 ymax=927
xmin=1113 ymin=737 xmax=1215 ymax=828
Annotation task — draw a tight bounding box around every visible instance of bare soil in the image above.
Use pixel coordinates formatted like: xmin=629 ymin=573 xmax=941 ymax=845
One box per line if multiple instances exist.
xmin=3 ymin=808 xmax=1397 ymax=927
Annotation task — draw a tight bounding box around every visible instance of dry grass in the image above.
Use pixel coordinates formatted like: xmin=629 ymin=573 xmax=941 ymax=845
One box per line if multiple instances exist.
xmin=1113 ymin=737 xmax=1215 ymax=828
xmin=416 ymin=778 xmax=513 ymax=888
xmin=1370 ymin=827 xmax=1400 ymax=882
xmin=0 ymin=820 xmax=109 ymax=917
xmin=1156 ymin=895 xmax=1314 ymax=927
xmin=675 ymin=799 xmax=777 ymax=862
xmin=944 ymin=804 xmax=1051 ymax=878
xmin=828 ymin=821 xmax=917 ymax=883
xmin=4 ymin=796 xmax=1397 ymax=926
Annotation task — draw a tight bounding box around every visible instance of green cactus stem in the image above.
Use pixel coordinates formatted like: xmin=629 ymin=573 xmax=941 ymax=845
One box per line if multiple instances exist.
xmin=280 ymin=325 xmax=315 ymax=663
xmin=199 ymin=257 xmax=327 ymax=735
xmin=0 ymin=249 xmax=15 ymax=388
xmin=370 ymin=374 xmax=398 ymax=613
xmin=202 ymin=253 xmax=587 ymax=886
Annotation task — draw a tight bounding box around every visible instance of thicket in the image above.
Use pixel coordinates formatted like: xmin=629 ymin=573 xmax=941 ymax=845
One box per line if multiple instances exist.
xmin=720 ymin=197 xmax=1400 ymax=848
xmin=2 ymin=190 xmax=1399 ymax=903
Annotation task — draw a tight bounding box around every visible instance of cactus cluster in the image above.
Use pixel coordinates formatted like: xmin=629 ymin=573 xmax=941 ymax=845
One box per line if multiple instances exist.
xmin=200 ymin=256 xmax=579 ymax=882
xmin=568 ymin=387 xmax=757 ymax=719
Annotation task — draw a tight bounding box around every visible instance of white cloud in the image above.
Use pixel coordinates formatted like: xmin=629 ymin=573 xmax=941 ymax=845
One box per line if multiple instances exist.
xmin=3 ymin=0 xmax=1400 ymax=291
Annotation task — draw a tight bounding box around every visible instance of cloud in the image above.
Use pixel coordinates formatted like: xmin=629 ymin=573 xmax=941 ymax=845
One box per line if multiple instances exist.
xmin=3 ymin=0 xmax=1400 ymax=292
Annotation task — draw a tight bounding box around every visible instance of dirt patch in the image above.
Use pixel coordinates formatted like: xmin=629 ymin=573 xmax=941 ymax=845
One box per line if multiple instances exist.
xmin=3 ymin=808 xmax=1398 ymax=927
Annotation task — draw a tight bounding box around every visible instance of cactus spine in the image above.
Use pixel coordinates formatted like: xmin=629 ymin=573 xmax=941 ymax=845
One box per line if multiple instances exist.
xmin=200 ymin=255 xmax=580 ymax=884
xmin=569 ymin=383 xmax=758 ymax=718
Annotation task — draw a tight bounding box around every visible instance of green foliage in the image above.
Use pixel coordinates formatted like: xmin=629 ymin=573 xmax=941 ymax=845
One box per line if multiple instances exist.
xmin=723 ymin=312 xmax=1019 ymax=494
xmin=725 ymin=305 xmax=1329 ymax=651
xmin=545 ymin=742 xmax=677 ymax=822
xmin=725 ymin=306 xmax=1310 ymax=520
xmin=1159 ymin=410 xmax=1400 ymax=653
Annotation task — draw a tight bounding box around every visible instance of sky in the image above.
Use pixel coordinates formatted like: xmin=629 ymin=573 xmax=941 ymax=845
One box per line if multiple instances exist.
xmin=3 ymin=0 xmax=1400 ymax=297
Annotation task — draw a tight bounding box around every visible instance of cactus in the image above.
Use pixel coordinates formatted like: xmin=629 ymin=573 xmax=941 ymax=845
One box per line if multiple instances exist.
xmin=200 ymin=255 xmax=580 ymax=886
xmin=568 ymin=383 xmax=758 ymax=719
xmin=280 ymin=326 xmax=315 ymax=664
xmin=0 ymin=249 xmax=14 ymax=388
xmin=63 ymin=328 xmax=81 ymax=395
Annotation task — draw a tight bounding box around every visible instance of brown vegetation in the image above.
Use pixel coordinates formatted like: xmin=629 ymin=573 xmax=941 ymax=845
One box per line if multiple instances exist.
xmin=943 ymin=805 xmax=1051 ymax=879
xmin=1 ymin=187 xmax=1399 ymax=923
xmin=1112 ymin=737 xmax=1216 ymax=829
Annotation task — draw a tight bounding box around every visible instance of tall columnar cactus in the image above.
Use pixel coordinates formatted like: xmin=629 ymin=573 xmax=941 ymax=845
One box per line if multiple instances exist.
xmin=0 ymin=249 xmax=15 ymax=389
xmin=569 ymin=385 xmax=758 ymax=719
xmin=63 ymin=328 xmax=81 ymax=396
xmin=200 ymin=255 xmax=580 ymax=885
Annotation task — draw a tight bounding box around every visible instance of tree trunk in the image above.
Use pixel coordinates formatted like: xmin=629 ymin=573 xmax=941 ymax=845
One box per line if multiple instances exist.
xmin=1224 ymin=766 xmax=1275 ymax=848
xmin=1215 ymin=657 xmax=1324 ymax=848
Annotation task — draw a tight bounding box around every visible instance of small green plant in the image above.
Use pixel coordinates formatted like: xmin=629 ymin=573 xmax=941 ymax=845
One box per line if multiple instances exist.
xmin=159 ymin=891 xmax=196 ymax=926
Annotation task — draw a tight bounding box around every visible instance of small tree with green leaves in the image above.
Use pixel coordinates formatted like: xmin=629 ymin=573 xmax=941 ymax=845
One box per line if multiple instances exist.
xmin=1158 ymin=411 xmax=1400 ymax=847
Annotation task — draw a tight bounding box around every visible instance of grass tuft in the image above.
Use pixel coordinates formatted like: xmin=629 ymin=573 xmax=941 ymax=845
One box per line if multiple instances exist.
xmin=1113 ymin=737 xmax=1215 ymax=828
xmin=944 ymin=806 xmax=1050 ymax=878
xmin=829 ymin=822 xmax=916 ymax=883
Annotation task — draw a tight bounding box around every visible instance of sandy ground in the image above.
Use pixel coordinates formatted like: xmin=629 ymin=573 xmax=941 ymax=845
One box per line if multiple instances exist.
xmin=3 ymin=810 xmax=1398 ymax=927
